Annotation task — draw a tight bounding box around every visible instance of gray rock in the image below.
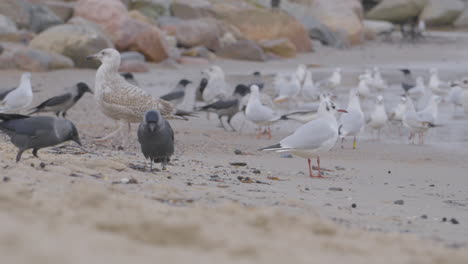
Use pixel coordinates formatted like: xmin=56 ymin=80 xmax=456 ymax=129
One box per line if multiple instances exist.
xmin=0 ymin=0 xmax=32 ymax=29
xmin=29 ymin=4 xmax=64 ymax=33
xmin=120 ymin=51 xmax=146 ymax=62
xmin=217 ymin=39 xmax=266 ymax=61
xmin=43 ymin=1 xmax=75 ymax=22
xmin=329 ymin=187 xmax=343 ymax=191
xmin=454 ymin=7 xmax=468 ymax=27
xmin=0 ymin=15 xmax=18 ymax=35
xmin=366 ymin=0 xmax=426 ymax=23
xmin=129 ymin=0 xmax=169 ymax=20
xmin=170 ymin=0 xmax=214 ymax=20
xmin=420 ymin=0 xmax=464 ymax=27
xmin=394 ymin=199 xmax=404 ymax=205
xmin=30 ymin=22 xmax=114 ymax=68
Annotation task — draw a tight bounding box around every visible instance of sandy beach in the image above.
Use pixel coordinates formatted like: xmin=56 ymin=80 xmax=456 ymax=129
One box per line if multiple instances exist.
xmin=1 ymin=32 xmax=468 ymax=263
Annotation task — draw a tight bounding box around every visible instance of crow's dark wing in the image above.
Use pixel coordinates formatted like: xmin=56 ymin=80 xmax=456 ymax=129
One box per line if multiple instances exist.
xmin=160 ymin=91 xmax=184 ymax=102
xmin=0 ymin=116 xmax=55 ymax=137
xmin=200 ymin=99 xmax=238 ymax=111
xmin=0 ymin=87 xmax=15 ymax=101
xmin=35 ymin=93 xmax=73 ymax=109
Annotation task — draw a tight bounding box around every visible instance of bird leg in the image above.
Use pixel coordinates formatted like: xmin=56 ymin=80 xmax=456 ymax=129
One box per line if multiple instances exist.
xmin=311 ymin=156 xmax=327 ymax=178
xmin=150 ymin=160 xmax=153 ymax=172
xmin=307 ymin=158 xmax=315 ymax=178
xmin=227 ymin=116 xmax=236 ymax=132
xmin=256 ymin=126 xmax=262 ymax=139
xmin=218 ymin=116 xmax=227 ymax=130
xmin=121 ymin=122 xmax=132 ymax=148
xmin=94 ymin=121 xmax=124 ymax=143
xmin=341 ymin=137 xmax=345 ymax=149
xmin=32 ymin=148 xmax=39 ymax=158
xmin=352 ymin=136 xmax=357 ymax=149
xmin=267 ymin=126 xmax=272 ymax=139
xmin=16 ymin=149 xmax=25 ymax=163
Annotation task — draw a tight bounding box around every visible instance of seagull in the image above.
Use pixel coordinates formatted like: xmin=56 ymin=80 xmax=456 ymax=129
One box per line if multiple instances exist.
xmin=250 ymin=71 xmax=265 ymax=90
xmin=317 ymin=67 xmax=341 ymax=92
xmin=295 ymin=64 xmax=308 ymax=87
xmin=137 ymin=110 xmax=174 ymax=171
xmin=339 ymin=89 xmax=365 ymax=149
xmin=196 ymin=84 xmax=250 ymax=131
xmin=260 ymin=96 xmax=347 ymax=178
xmin=0 ymin=72 xmax=33 ymax=113
xmin=389 ymin=96 xmax=407 ymax=134
xmin=370 ymin=67 xmax=388 ymax=91
xmin=447 ymin=82 xmax=464 ymax=117
xmin=301 ymin=69 xmax=320 ymax=102
xmin=402 ymin=97 xmax=437 ymax=144
xmin=274 ymin=72 xmax=301 ymax=104
xmin=246 ymin=85 xmax=281 ymax=139
xmin=201 ymin=65 xmax=229 ymax=103
xmin=407 ymin=76 xmax=426 ymax=109
xmin=159 ymin=79 xmax=192 ymax=106
xmin=400 ymin=69 xmax=416 ymax=93
xmin=86 ymin=48 xmax=191 ymax=146
xmin=367 ymin=95 xmax=388 ymax=140
xmin=28 ymin=82 xmax=93 ymax=118
xmin=0 ymin=113 xmax=81 ymax=162
xmin=357 ymin=74 xmax=371 ymax=100
xmin=428 ymin=68 xmax=448 ymax=97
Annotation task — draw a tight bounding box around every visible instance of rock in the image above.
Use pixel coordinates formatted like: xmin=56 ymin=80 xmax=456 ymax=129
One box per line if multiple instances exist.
xmin=394 ymin=199 xmax=404 ymax=205
xmin=176 ymin=56 xmax=210 ymax=65
xmin=306 ymin=17 xmax=347 ymax=48
xmin=181 ymin=46 xmax=215 ymax=59
xmin=29 ymin=4 xmax=64 ymax=33
xmin=217 ymin=39 xmax=266 ymax=61
xmin=161 ymin=17 xmax=225 ymax=51
xmin=0 ymin=0 xmax=32 ymax=29
xmin=74 ymin=0 xmax=170 ymax=62
xmin=0 ymin=42 xmax=74 ymax=71
xmin=420 ymin=0 xmax=464 ymax=27
xmin=454 ymin=8 xmax=468 ymax=27
xmin=216 ymin=7 xmax=312 ymax=52
xmin=43 ymin=1 xmax=75 ymax=22
xmin=129 ymin=0 xmax=168 ymax=21
xmin=120 ymin=51 xmax=146 ymax=62
xmin=0 ymin=15 xmax=18 ymax=35
xmin=450 ymin=218 xmax=459 ymax=224
xmin=128 ymin=10 xmax=156 ymax=25
xmin=328 ymin=187 xmax=343 ymax=191
xmin=118 ymin=60 xmax=149 ymax=72
xmin=363 ymin=20 xmax=395 ymax=35
xmin=0 ymin=30 xmax=34 ymax=44
xmin=259 ymin=38 xmax=297 ymax=58
xmin=366 ymin=0 xmax=426 ymax=23
xmin=170 ymin=0 xmax=214 ymax=19
xmin=30 ymin=23 xmax=114 ymax=68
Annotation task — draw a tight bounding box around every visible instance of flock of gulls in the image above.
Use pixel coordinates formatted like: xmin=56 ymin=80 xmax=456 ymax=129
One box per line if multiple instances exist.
xmin=1 ymin=48 xmax=467 ymax=177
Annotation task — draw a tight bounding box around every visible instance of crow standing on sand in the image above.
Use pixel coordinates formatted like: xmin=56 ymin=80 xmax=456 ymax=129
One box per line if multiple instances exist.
xmin=400 ymin=69 xmax=416 ymax=93
xmin=28 ymin=82 xmax=93 ymax=118
xmin=137 ymin=110 xmax=174 ymax=171
xmin=160 ymin=79 xmax=192 ymax=106
xmin=0 ymin=113 xmax=81 ymax=162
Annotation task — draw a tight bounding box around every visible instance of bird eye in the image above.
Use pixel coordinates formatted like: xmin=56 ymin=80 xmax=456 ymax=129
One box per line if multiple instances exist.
xmin=332 ymin=105 xmax=336 ymax=109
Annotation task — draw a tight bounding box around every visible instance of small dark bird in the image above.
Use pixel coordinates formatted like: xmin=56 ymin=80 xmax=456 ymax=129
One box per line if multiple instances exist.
xmin=400 ymin=69 xmax=416 ymax=93
xmin=250 ymin=71 xmax=264 ymax=90
xmin=120 ymin=72 xmax=139 ymax=86
xmin=28 ymin=82 xmax=93 ymax=118
xmin=0 ymin=113 xmax=81 ymax=162
xmin=195 ymin=78 xmax=208 ymax=103
xmin=137 ymin=110 xmax=174 ymax=171
xmin=196 ymin=84 xmax=250 ymax=131
xmin=271 ymin=0 xmax=281 ymax=9
xmin=160 ymin=79 xmax=192 ymax=105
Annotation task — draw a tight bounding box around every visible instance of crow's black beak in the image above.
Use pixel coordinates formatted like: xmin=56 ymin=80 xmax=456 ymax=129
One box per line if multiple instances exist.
xmin=74 ymin=138 xmax=82 ymax=146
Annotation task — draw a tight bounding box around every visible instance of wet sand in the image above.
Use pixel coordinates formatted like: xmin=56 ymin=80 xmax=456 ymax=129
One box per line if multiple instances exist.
xmin=1 ymin=32 xmax=468 ymax=263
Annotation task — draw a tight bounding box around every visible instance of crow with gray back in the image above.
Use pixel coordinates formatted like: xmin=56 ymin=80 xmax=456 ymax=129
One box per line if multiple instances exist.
xmin=0 ymin=113 xmax=81 ymax=162
xmin=137 ymin=110 xmax=174 ymax=171
xmin=28 ymin=82 xmax=93 ymax=118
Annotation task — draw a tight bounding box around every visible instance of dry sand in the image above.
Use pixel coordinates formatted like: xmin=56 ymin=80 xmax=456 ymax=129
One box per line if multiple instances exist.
xmin=1 ymin=32 xmax=468 ymax=263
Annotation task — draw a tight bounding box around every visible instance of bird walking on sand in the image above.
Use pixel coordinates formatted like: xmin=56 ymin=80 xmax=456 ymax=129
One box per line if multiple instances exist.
xmin=0 ymin=113 xmax=81 ymax=162
xmin=402 ymin=97 xmax=437 ymax=145
xmin=137 ymin=110 xmax=174 ymax=171
xmin=400 ymin=69 xmax=416 ymax=93
xmin=86 ymin=48 xmax=190 ymax=146
xmin=370 ymin=67 xmax=388 ymax=91
xmin=367 ymin=95 xmax=388 ymax=140
xmin=301 ymin=70 xmax=320 ymax=102
xmin=274 ymin=72 xmax=301 ymax=104
xmin=160 ymin=79 xmax=192 ymax=106
xmin=201 ymin=65 xmax=229 ymax=103
xmin=428 ymin=68 xmax=448 ymax=97
xmin=260 ymin=95 xmax=347 ymax=178
xmin=339 ymin=89 xmax=365 ymax=149
xmin=246 ymin=85 xmax=281 ymax=139
xmin=28 ymin=82 xmax=93 ymax=118
xmin=317 ymin=67 xmax=341 ymax=92
xmin=0 ymin=72 xmax=33 ymax=113
xmin=447 ymin=82 xmax=464 ymax=117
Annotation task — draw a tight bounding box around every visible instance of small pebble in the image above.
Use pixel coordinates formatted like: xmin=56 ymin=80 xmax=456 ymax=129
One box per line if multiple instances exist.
xmin=329 ymin=187 xmax=343 ymax=191
xmin=421 ymin=214 xmax=428 ymax=219
xmin=450 ymin=218 xmax=459 ymax=225
xmin=394 ymin=200 xmax=404 ymax=205
xmin=351 ymin=203 xmax=357 ymax=208
xmin=280 ymin=153 xmax=293 ymax=158
xmin=40 ymin=162 xmax=46 ymax=169
xmin=230 ymin=162 xmax=247 ymax=166
xmin=3 ymin=177 xmax=10 ymax=182
xmin=234 ymin=149 xmax=243 ymax=155
xmin=388 ymin=170 xmax=391 ymax=174
xmin=186 ymin=182 xmax=192 ymax=186
xmin=429 ymin=184 xmax=435 ymax=187
xmin=252 ymin=169 xmax=261 ymax=174
xmin=30 ymin=163 xmax=35 ymax=167
xmin=305 ymin=187 xmax=310 ymax=191
xmin=442 ymin=217 xmax=447 ymax=222
xmin=167 ymin=176 xmax=172 ymax=179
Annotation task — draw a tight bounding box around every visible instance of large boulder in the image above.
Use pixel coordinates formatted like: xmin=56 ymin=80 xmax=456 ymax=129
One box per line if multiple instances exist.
xmin=74 ymin=0 xmax=170 ymax=62
xmin=0 ymin=0 xmax=32 ymax=29
xmin=29 ymin=4 xmax=64 ymax=33
xmin=366 ymin=0 xmax=426 ymax=23
xmin=30 ymin=22 xmax=114 ymax=68
xmin=0 ymin=15 xmax=18 ymax=35
xmin=170 ymin=0 xmax=214 ymax=19
xmin=128 ymin=0 xmax=169 ymax=21
xmin=454 ymin=7 xmax=468 ymax=27
xmin=259 ymin=38 xmax=297 ymax=58
xmin=0 ymin=42 xmax=74 ymax=71
xmin=420 ymin=0 xmax=464 ymax=26
xmin=43 ymin=1 xmax=76 ymax=22
xmin=217 ymin=39 xmax=266 ymax=61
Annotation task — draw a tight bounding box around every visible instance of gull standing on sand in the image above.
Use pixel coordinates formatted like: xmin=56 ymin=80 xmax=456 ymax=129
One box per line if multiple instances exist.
xmin=339 ymin=89 xmax=365 ymax=149
xmin=138 ymin=110 xmax=174 ymax=172
xmin=402 ymin=97 xmax=436 ymax=144
xmin=389 ymin=96 xmax=407 ymax=134
xmin=367 ymin=95 xmax=388 ymax=140
xmin=447 ymin=82 xmax=464 ymax=117
xmin=159 ymin=79 xmax=192 ymax=106
xmin=260 ymin=95 xmax=347 ymax=178
xmin=407 ymin=76 xmax=426 ymax=109
xmin=86 ymin=48 xmax=188 ymax=145
xmin=28 ymin=82 xmax=93 ymax=118
xmin=201 ymin=65 xmax=229 ymax=103
xmin=428 ymin=68 xmax=448 ymax=97
xmin=0 ymin=72 xmax=33 ymax=113
xmin=357 ymin=74 xmax=371 ymax=100
xmin=317 ymin=67 xmax=341 ymax=92
xmin=301 ymin=70 xmax=320 ymax=102
xmin=370 ymin=67 xmax=388 ymax=91
xmin=274 ymin=72 xmax=301 ymax=104
xmin=246 ymin=85 xmax=281 ymax=139
xmin=0 ymin=113 xmax=81 ymax=162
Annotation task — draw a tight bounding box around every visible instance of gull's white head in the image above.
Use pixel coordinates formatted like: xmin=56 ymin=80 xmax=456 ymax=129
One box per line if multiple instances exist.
xmin=20 ymin=72 xmax=31 ymax=82
xmin=376 ymin=95 xmax=384 ymax=104
xmin=429 ymin=68 xmax=438 ymax=75
xmin=202 ymin=65 xmax=224 ymax=79
xmin=86 ymin=48 xmax=121 ymax=68
xmin=400 ymin=96 xmax=407 ymax=103
xmin=318 ymin=95 xmax=346 ymax=116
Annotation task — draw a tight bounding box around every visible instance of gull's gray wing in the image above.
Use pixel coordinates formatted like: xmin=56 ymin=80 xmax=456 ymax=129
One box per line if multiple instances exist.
xmin=281 ymin=119 xmax=336 ymax=150
xmin=0 ymin=87 xmax=15 ymax=101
